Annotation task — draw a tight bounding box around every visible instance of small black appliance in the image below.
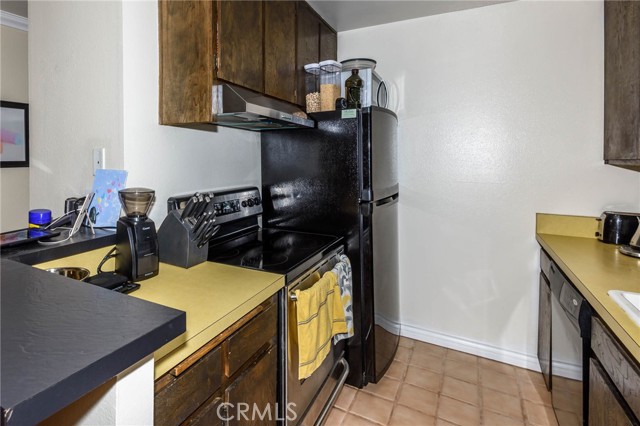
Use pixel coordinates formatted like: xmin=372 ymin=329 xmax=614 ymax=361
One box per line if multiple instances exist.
xmin=115 ymin=187 xmax=159 ymax=281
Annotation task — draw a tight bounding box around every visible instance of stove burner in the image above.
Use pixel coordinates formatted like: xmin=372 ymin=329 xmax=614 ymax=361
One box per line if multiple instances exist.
xmin=241 ymin=250 xmax=289 ymax=268
xmin=212 ymin=248 xmax=241 ymax=260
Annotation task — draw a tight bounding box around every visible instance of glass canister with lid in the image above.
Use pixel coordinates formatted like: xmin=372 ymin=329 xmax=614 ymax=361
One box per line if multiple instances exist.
xmin=319 ymin=60 xmax=342 ymax=111
xmin=304 ymin=63 xmax=321 ymax=113
xmin=341 ymin=58 xmax=384 ymax=108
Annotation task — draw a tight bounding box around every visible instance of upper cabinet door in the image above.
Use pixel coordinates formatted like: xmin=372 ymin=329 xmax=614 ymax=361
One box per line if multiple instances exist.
xmin=296 ymin=1 xmax=320 ymax=106
xmin=319 ymin=21 xmax=337 ymax=61
xmin=264 ymin=1 xmax=297 ymax=103
xmin=216 ymin=1 xmax=264 ymax=93
xmin=604 ymin=0 xmax=640 ymax=171
xmin=159 ymin=0 xmax=215 ymax=125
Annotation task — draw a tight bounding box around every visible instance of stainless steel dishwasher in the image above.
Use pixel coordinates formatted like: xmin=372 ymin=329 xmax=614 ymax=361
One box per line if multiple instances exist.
xmin=550 ymin=265 xmax=592 ymax=426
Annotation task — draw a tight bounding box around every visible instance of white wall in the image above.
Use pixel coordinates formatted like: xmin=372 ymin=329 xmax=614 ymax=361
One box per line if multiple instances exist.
xmin=1 ymin=23 xmax=30 ymax=231
xmin=28 ymin=1 xmax=261 ymax=225
xmin=41 ymin=355 xmax=153 ymax=425
xmin=339 ymin=0 xmax=640 ymax=367
xmin=121 ymin=1 xmax=260 ymax=225
xmin=29 ymin=1 xmax=124 ymax=216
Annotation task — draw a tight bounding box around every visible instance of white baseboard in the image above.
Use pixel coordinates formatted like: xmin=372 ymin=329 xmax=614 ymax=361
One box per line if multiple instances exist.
xmin=400 ymin=322 xmax=543 ymax=372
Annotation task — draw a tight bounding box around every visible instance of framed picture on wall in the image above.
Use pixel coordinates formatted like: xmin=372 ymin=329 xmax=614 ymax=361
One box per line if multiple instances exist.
xmin=0 ymin=101 xmax=29 ymax=168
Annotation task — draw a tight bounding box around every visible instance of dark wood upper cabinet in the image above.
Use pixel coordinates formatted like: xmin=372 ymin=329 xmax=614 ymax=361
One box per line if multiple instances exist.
xmin=295 ymin=1 xmax=337 ymax=106
xmin=604 ymin=0 xmax=640 ymax=171
xmin=319 ymin=21 xmax=337 ymax=63
xmin=264 ymin=1 xmax=297 ymax=103
xmin=296 ymin=2 xmax=320 ymax=106
xmin=159 ymin=0 xmax=215 ymax=125
xmin=158 ymin=0 xmax=336 ymax=126
xmin=216 ymin=1 xmax=264 ymax=93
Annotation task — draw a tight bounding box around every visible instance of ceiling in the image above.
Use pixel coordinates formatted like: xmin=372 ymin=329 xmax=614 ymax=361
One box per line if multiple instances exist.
xmin=308 ymin=0 xmax=509 ymax=32
xmin=0 ymin=1 xmax=508 ymax=32
xmin=0 ymin=0 xmax=27 ymax=18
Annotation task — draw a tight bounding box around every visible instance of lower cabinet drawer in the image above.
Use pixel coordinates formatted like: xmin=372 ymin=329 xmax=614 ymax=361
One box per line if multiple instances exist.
xmin=155 ymin=346 xmax=222 ymax=426
xmin=225 ymin=298 xmax=277 ymax=377
xmin=591 ymin=316 xmax=640 ymax=421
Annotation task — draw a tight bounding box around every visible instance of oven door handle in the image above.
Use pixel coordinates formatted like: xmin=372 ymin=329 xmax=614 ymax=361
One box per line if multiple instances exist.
xmin=288 ymin=249 xmax=343 ymax=299
xmin=315 ymin=357 xmax=349 ymax=426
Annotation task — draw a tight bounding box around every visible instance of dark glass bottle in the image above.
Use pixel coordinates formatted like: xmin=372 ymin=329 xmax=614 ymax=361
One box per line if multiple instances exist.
xmin=345 ymin=69 xmax=363 ymax=109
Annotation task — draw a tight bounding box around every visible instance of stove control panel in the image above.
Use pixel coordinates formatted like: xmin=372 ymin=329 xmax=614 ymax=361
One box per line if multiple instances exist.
xmin=167 ymin=187 xmax=263 ymax=226
xmin=211 ymin=189 xmax=262 ymax=224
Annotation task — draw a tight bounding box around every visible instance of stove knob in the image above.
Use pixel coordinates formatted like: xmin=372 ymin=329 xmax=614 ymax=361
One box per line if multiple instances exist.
xmin=247 ymin=199 xmax=255 ymax=207
xmin=254 ymin=197 xmax=261 ymax=205
xmin=241 ymin=200 xmax=247 ymax=208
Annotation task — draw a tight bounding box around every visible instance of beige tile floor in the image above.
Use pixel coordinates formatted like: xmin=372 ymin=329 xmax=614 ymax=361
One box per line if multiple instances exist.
xmin=327 ymin=337 xmax=559 ymax=426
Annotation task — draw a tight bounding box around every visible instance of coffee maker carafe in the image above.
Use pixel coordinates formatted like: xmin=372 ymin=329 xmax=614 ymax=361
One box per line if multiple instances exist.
xmin=115 ymin=187 xmax=159 ymax=281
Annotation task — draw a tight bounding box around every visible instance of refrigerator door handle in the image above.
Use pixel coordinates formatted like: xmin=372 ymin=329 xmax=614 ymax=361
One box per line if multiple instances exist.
xmin=361 ymin=194 xmax=398 ymax=216
xmin=374 ymin=194 xmax=399 ymax=207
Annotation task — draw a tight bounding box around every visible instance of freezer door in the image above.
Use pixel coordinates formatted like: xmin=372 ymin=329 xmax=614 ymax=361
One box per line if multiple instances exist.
xmin=362 ymin=107 xmax=398 ymax=202
xmin=362 ymin=194 xmax=400 ymax=383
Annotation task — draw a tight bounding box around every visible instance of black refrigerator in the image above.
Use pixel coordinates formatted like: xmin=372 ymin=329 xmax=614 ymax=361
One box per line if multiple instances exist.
xmin=261 ymin=106 xmax=400 ymax=388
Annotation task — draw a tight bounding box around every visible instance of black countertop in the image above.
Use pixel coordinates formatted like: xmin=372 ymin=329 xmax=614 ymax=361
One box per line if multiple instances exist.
xmin=0 ymin=259 xmax=186 ymax=425
xmin=1 ymin=227 xmax=116 ymax=265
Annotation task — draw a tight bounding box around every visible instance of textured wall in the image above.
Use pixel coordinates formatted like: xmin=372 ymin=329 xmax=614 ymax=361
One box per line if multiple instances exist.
xmin=28 ymin=1 xmax=124 ymax=217
xmin=28 ymin=1 xmax=261 ymax=225
xmin=339 ymin=0 xmax=640 ymax=367
xmin=1 ymin=24 xmax=29 ymax=231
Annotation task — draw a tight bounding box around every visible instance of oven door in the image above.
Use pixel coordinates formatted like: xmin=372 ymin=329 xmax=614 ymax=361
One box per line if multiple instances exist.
xmin=284 ymin=248 xmax=350 ymax=426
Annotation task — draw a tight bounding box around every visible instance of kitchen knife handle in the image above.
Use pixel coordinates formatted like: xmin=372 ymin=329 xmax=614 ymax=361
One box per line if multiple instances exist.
xmin=192 ymin=212 xmax=208 ymax=236
xmin=181 ymin=195 xmax=197 ymax=220
xmin=198 ymin=224 xmax=220 ymax=248
xmin=192 ymin=195 xmax=209 ymax=219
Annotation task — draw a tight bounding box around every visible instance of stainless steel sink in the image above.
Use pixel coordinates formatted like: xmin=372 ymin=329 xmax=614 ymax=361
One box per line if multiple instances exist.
xmin=609 ymin=290 xmax=640 ymax=326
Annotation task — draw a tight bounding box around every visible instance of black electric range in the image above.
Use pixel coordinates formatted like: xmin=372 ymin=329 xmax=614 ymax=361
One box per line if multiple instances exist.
xmin=208 ymin=227 xmax=341 ymax=282
xmin=167 ymin=187 xmax=342 ymax=283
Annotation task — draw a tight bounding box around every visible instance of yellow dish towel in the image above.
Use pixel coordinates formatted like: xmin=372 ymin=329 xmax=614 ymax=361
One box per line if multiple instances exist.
xmin=295 ymin=270 xmax=348 ymax=379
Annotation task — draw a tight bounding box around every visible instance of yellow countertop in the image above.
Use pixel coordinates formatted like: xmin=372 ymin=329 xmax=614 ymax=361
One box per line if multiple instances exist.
xmin=536 ymin=214 xmax=640 ymax=363
xmin=35 ymin=249 xmax=284 ymax=379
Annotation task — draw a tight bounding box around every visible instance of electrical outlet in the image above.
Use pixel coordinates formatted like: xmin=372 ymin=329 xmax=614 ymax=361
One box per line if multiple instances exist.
xmin=93 ymin=148 xmax=106 ymax=175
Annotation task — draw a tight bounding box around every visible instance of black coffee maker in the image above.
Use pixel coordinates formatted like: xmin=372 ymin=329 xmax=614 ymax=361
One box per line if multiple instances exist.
xmin=115 ymin=187 xmax=159 ymax=281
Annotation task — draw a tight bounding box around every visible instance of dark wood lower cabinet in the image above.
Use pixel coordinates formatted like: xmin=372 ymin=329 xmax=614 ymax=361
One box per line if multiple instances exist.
xmin=154 ymin=295 xmax=277 ymax=426
xmin=225 ymin=347 xmax=277 ymax=426
xmin=155 ymin=347 xmax=222 ymax=425
xmin=591 ymin=317 xmax=640 ymax=422
xmin=589 ymin=316 xmax=640 ymax=426
xmin=589 ymin=358 xmax=635 ymax=426
xmin=182 ymin=397 xmax=225 ymax=426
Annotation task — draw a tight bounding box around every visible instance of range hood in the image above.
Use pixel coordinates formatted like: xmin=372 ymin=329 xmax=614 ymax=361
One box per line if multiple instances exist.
xmin=211 ymin=83 xmax=314 ymax=131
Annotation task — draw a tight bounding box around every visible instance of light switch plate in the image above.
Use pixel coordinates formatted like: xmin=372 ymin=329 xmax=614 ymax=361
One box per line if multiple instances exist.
xmin=93 ymin=148 xmax=105 ymax=175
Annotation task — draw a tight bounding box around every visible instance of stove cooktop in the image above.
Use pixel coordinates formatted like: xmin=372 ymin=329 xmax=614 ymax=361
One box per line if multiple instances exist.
xmin=207 ymin=228 xmax=342 ymax=282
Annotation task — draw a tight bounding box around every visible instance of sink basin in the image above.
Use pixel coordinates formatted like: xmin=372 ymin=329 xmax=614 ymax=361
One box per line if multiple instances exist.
xmin=609 ymin=290 xmax=640 ymax=327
